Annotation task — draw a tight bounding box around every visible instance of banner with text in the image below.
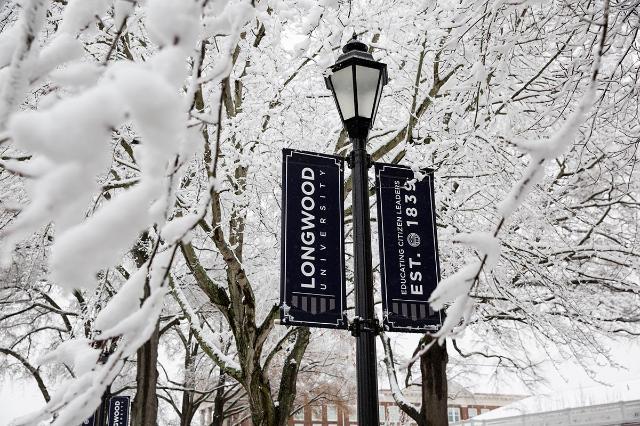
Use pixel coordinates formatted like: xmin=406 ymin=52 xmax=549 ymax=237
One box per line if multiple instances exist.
xmin=81 ymin=413 xmax=96 ymax=426
xmin=375 ymin=163 xmax=442 ymax=332
xmin=108 ymin=396 xmax=130 ymax=426
xmin=280 ymin=149 xmax=347 ymax=329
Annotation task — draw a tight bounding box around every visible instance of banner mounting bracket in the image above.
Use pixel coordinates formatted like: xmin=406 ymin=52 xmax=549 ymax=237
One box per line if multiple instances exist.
xmin=349 ymin=317 xmax=381 ymax=337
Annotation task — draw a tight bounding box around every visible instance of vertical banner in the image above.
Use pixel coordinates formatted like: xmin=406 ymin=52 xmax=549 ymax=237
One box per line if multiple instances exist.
xmin=108 ymin=396 xmax=130 ymax=426
xmin=375 ymin=163 xmax=442 ymax=332
xmin=81 ymin=413 xmax=96 ymax=426
xmin=280 ymin=149 xmax=347 ymax=329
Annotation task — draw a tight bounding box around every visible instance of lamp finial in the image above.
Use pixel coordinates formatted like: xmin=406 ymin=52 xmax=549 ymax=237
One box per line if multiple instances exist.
xmin=343 ymin=33 xmax=367 ymax=54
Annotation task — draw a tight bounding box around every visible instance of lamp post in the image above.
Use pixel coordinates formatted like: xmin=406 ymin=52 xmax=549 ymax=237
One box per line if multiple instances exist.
xmin=325 ymin=33 xmax=388 ymax=424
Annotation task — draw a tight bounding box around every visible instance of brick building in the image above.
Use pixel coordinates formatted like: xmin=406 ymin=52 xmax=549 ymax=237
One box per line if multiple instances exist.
xmin=198 ymin=382 xmax=524 ymax=425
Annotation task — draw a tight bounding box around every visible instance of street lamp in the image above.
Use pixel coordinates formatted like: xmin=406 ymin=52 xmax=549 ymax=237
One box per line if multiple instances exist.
xmin=326 ymin=33 xmax=388 ymax=425
xmin=325 ymin=34 xmax=388 ymax=139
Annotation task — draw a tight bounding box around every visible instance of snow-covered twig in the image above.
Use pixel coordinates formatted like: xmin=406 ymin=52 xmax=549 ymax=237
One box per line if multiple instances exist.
xmin=168 ymin=275 xmax=242 ymax=376
xmin=0 ymin=0 xmax=47 ymax=129
xmin=380 ymin=332 xmax=421 ymax=419
xmin=416 ymin=0 xmax=611 ymax=359
xmin=0 ymin=0 xmax=249 ymax=423
xmin=10 ymin=245 xmax=178 ymax=426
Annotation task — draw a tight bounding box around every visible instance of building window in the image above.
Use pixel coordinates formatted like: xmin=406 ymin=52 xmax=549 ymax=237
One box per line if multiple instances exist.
xmin=348 ymin=405 xmax=357 ymax=423
xmin=388 ymin=406 xmax=400 ymax=421
xmin=448 ymin=407 xmax=461 ymax=422
xmin=311 ymin=406 xmax=322 ymax=421
xmin=379 ymin=405 xmax=386 ymax=421
xmin=327 ymin=405 xmax=338 ymax=421
xmin=293 ymin=408 xmax=305 ymax=421
xmin=481 ymin=408 xmax=491 ymax=414
xmin=468 ymin=407 xmax=478 ymax=418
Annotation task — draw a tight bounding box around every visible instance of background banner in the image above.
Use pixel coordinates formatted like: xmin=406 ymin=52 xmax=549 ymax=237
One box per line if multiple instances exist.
xmin=81 ymin=413 xmax=96 ymax=426
xmin=280 ymin=149 xmax=347 ymax=329
xmin=375 ymin=163 xmax=442 ymax=332
xmin=108 ymin=395 xmax=130 ymax=426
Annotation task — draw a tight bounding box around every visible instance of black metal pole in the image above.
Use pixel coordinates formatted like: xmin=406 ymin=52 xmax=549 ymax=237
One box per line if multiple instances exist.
xmin=98 ymin=385 xmax=111 ymax=426
xmin=349 ymin=135 xmax=380 ymax=425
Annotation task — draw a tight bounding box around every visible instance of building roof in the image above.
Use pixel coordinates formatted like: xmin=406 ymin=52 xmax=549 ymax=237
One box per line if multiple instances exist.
xmin=469 ymin=380 xmax=640 ymax=421
xmin=378 ymin=381 xmax=526 ymax=407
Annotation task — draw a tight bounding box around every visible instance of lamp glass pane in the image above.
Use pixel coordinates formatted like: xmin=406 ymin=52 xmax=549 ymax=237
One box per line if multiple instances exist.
xmin=330 ymin=66 xmax=355 ymax=120
xmin=371 ymin=75 xmax=384 ymax=124
xmin=355 ymin=65 xmax=380 ymax=118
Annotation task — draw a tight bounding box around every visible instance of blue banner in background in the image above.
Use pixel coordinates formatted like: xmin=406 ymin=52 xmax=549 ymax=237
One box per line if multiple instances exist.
xmin=375 ymin=163 xmax=442 ymax=332
xmin=280 ymin=149 xmax=347 ymax=329
xmin=81 ymin=413 xmax=96 ymax=426
xmin=108 ymin=395 xmax=130 ymax=426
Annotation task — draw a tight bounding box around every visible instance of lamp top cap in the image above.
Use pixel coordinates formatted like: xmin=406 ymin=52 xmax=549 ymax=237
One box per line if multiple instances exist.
xmin=342 ymin=33 xmax=368 ymax=53
xmin=334 ymin=33 xmax=374 ymax=64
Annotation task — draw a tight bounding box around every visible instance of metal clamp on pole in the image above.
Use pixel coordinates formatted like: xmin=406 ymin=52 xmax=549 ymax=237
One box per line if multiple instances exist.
xmin=349 ymin=317 xmax=361 ymax=337
xmin=349 ymin=317 xmax=381 ymax=337
xmin=346 ymin=151 xmax=372 ymax=169
xmin=346 ymin=151 xmax=373 ymax=169
xmin=346 ymin=151 xmax=355 ymax=169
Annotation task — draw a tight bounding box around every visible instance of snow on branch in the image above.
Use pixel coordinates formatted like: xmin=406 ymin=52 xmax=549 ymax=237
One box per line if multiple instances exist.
xmin=0 ymin=0 xmax=47 ymax=129
xmin=380 ymin=332 xmax=420 ymax=419
xmin=419 ymin=0 xmax=612 ymax=355
xmin=0 ymin=0 xmax=255 ymax=423
xmin=10 ymin=247 xmax=177 ymax=426
xmin=169 ymin=276 xmax=242 ymax=376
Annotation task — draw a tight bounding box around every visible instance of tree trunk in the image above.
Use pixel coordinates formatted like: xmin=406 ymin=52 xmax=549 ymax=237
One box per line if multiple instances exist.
xmin=179 ymin=378 xmax=194 ymax=426
xmin=420 ymin=336 xmax=448 ymax=426
xmin=179 ymin=396 xmax=194 ymax=426
xmin=131 ymin=232 xmax=160 ymax=426
xmin=274 ymin=327 xmax=310 ymax=426
xmin=131 ymin=323 xmax=160 ymax=426
xmin=210 ymin=373 xmax=227 ymax=426
xmin=179 ymin=335 xmax=198 ymax=426
xmin=247 ymin=367 xmax=276 ymax=426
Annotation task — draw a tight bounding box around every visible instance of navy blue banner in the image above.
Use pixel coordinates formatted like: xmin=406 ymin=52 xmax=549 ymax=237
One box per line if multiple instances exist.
xmin=375 ymin=163 xmax=442 ymax=332
xmin=81 ymin=413 xmax=96 ymax=426
xmin=108 ymin=396 xmax=130 ymax=426
xmin=280 ymin=149 xmax=347 ymax=329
